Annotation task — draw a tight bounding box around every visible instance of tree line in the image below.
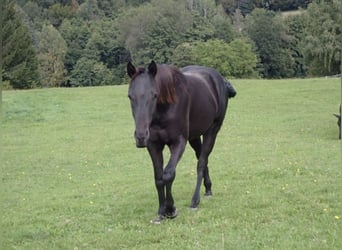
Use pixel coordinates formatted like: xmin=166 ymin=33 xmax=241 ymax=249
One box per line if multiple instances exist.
xmin=1 ymin=0 xmax=341 ymax=89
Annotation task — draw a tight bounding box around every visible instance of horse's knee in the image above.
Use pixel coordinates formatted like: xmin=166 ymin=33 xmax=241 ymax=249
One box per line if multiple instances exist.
xmin=155 ymin=179 xmax=164 ymax=188
xmin=163 ymin=168 xmax=175 ymax=183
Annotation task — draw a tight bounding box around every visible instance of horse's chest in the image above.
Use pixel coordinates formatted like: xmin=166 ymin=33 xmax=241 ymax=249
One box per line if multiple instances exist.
xmin=149 ymin=126 xmax=169 ymax=143
xmin=150 ymin=114 xmax=186 ymax=143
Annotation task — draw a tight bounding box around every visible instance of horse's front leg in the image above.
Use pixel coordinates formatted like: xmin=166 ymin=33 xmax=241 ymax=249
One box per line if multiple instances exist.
xmin=163 ymin=136 xmax=187 ymax=218
xmin=163 ymin=136 xmax=187 ymax=182
xmin=147 ymin=143 xmax=166 ymax=222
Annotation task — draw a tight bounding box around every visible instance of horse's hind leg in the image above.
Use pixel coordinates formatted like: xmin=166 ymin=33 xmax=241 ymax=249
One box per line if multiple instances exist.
xmin=189 ymin=138 xmax=212 ymax=196
xmin=203 ymin=166 xmax=212 ymax=196
xmin=191 ymin=122 xmax=223 ymax=209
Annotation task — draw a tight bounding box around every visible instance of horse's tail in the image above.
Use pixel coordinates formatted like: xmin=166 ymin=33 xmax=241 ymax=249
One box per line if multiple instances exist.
xmin=225 ymin=80 xmax=236 ymax=98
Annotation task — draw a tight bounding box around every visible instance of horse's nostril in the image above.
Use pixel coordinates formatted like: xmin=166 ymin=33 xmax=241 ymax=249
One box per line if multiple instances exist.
xmin=135 ymin=130 xmax=149 ymax=147
xmin=135 ymin=130 xmax=149 ymax=141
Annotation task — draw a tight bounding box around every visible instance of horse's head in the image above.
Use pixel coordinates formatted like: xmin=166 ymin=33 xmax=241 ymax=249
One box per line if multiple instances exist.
xmin=127 ymin=61 xmax=158 ymax=148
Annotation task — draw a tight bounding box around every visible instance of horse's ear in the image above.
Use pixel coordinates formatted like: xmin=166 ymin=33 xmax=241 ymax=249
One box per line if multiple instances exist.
xmin=127 ymin=62 xmax=136 ymax=78
xmin=148 ymin=60 xmax=157 ymax=77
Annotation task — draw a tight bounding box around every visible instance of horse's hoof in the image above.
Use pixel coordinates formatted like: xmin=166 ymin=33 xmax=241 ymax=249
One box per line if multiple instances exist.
xmin=190 ymin=202 xmax=199 ymax=210
xmin=150 ymin=214 xmax=164 ymax=224
xmin=190 ymin=199 xmax=200 ymax=209
xmin=165 ymin=208 xmax=178 ymax=219
xmin=205 ymin=190 xmax=213 ymax=197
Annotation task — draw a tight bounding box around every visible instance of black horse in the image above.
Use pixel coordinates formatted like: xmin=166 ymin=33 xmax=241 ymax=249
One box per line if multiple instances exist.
xmin=334 ymin=104 xmax=341 ymax=139
xmin=127 ymin=61 xmax=236 ymax=223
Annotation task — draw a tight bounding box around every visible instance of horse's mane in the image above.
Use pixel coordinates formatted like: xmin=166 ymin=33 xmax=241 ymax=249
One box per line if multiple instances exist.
xmin=155 ymin=64 xmax=185 ymax=104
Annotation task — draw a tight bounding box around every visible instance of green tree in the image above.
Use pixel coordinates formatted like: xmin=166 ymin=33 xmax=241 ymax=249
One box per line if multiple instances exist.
xmin=301 ymin=0 xmax=341 ymax=76
xmin=59 ymin=17 xmax=90 ymax=73
xmin=172 ymin=43 xmax=196 ymax=67
xmin=228 ymin=38 xmax=259 ymax=77
xmin=268 ymin=0 xmax=311 ymax=11
xmin=116 ymin=2 xmax=157 ymax=61
xmin=183 ymin=11 xmax=215 ymax=42
xmin=191 ymin=39 xmax=258 ymax=78
xmin=97 ymin=0 xmax=125 ymax=17
xmin=125 ymin=0 xmax=150 ymax=6
xmin=69 ymin=57 xmax=113 ymax=86
xmin=2 ymin=0 xmax=40 ymax=89
xmin=211 ymin=6 xmax=235 ymax=42
xmin=38 ymin=24 xmax=67 ymax=87
xmin=284 ymin=13 xmax=307 ymax=77
xmin=83 ymin=18 xmax=119 ymax=61
xmin=186 ymin=0 xmax=218 ymax=19
xmin=117 ymin=0 xmax=193 ymax=63
xmin=46 ymin=3 xmax=74 ymax=27
xmin=219 ymin=0 xmax=238 ymax=16
xmin=77 ymin=0 xmax=103 ymax=20
xmin=245 ymin=8 xmax=295 ymax=78
xmin=139 ymin=12 xmax=188 ymax=63
xmin=22 ymin=1 xmax=44 ymax=28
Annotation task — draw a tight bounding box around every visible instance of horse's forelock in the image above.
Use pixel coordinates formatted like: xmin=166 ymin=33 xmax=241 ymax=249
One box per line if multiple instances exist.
xmin=130 ymin=67 xmax=146 ymax=82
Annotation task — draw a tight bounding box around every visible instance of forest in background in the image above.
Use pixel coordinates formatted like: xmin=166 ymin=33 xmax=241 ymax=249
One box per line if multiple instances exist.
xmin=1 ymin=0 xmax=341 ymax=89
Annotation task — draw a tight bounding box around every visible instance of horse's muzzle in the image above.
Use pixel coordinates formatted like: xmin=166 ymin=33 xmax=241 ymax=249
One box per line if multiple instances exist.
xmin=135 ymin=130 xmax=149 ymax=148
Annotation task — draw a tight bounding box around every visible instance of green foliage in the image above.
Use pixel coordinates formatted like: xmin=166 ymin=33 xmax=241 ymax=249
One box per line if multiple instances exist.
xmin=301 ymin=0 xmax=341 ymax=76
xmin=59 ymin=17 xmax=91 ymax=72
xmin=284 ymin=14 xmax=307 ymax=77
xmin=69 ymin=58 xmax=113 ymax=86
xmin=183 ymin=11 xmax=216 ymax=42
xmin=245 ymin=9 xmax=296 ymax=78
xmin=116 ymin=0 xmax=236 ymax=64
xmin=1 ymin=0 xmax=40 ymax=89
xmin=84 ymin=18 xmax=120 ymax=61
xmin=1 ymin=0 xmax=340 ymax=89
xmin=116 ymin=2 xmax=158 ymax=62
xmin=139 ymin=3 xmax=190 ymax=63
xmin=116 ymin=0 xmax=193 ymax=64
xmin=37 ymin=24 xmax=67 ymax=87
xmin=173 ymin=38 xmax=258 ymax=78
xmin=191 ymin=39 xmax=258 ymax=78
xmin=267 ymin=0 xmax=312 ymax=11
xmin=172 ymin=43 xmax=196 ymax=67
xmin=77 ymin=0 xmax=103 ymax=20
xmin=219 ymin=0 xmax=312 ymax=15
xmin=46 ymin=3 xmax=74 ymax=27
xmin=211 ymin=6 xmax=235 ymax=42
xmin=22 ymin=1 xmax=44 ymax=28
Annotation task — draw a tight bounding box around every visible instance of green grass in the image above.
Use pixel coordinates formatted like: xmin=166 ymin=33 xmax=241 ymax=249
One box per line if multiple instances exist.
xmin=1 ymin=78 xmax=341 ymax=249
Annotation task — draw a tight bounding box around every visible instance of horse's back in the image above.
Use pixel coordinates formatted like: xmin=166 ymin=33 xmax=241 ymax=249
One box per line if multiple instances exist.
xmin=181 ymin=65 xmax=229 ymax=113
xmin=181 ymin=66 xmax=229 ymax=138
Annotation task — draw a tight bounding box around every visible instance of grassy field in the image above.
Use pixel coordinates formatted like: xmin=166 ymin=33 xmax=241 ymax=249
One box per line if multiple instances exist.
xmin=1 ymin=78 xmax=341 ymax=249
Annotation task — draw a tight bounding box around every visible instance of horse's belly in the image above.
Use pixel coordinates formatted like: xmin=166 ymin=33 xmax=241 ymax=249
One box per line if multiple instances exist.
xmin=188 ymin=105 xmax=216 ymax=138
